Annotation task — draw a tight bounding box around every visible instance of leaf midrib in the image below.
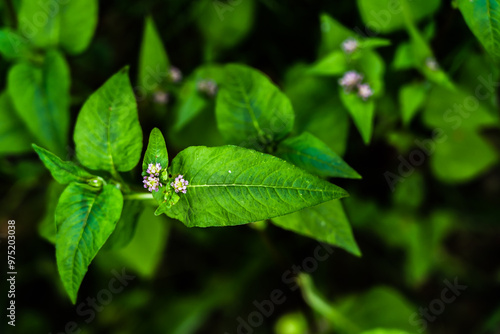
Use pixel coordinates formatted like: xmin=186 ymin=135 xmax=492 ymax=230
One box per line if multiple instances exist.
xmin=188 ymin=184 xmax=336 ymax=193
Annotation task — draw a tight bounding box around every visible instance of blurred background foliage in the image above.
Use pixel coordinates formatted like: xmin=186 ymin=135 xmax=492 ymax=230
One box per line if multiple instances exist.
xmin=1 ymin=0 xmax=500 ymax=333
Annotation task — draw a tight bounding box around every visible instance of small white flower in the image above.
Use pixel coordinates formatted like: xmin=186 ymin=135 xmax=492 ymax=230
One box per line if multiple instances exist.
xmin=169 ymin=67 xmax=182 ymax=83
xmin=357 ymin=83 xmax=373 ymax=100
xmin=153 ymin=91 xmax=169 ymax=105
xmin=341 ymin=38 xmax=359 ymax=54
xmin=339 ymin=71 xmax=363 ymax=91
xmin=425 ymin=57 xmax=439 ymax=71
xmin=170 ymin=175 xmax=189 ymax=194
xmin=197 ymin=79 xmax=218 ymax=97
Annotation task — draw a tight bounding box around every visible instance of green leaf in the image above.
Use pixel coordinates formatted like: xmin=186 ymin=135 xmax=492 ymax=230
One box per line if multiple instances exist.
xmin=399 ymin=82 xmax=428 ymax=125
xmin=39 ymin=181 xmax=65 ymax=244
xmin=318 ymin=13 xmax=355 ymax=56
xmin=56 ymin=183 xmax=123 ymax=303
xmin=275 ymin=132 xmax=360 ymax=179
xmin=173 ymin=65 xmax=225 ymax=131
xmin=339 ymin=89 xmax=375 ymax=144
xmin=105 ymin=200 xmax=143 ymax=250
xmin=356 ymin=0 xmax=440 ymax=33
xmin=74 ymin=67 xmax=143 ymax=173
xmin=138 ymin=16 xmax=170 ymax=94
xmin=143 ymin=128 xmax=169 ymax=172
xmin=32 ymin=144 xmax=96 ymax=185
xmin=165 ymin=146 xmax=348 ymax=227
xmin=308 ymin=51 xmax=348 ymax=76
xmin=8 ymin=49 xmax=70 ymax=155
xmin=358 ymin=50 xmax=386 ymax=95
xmin=18 ymin=0 xmax=98 ymax=54
xmin=216 ymin=64 xmax=294 ymax=147
xmin=197 ymin=0 xmax=255 ymax=50
xmin=0 ymin=28 xmax=30 ymax=60
xmin=392 ymin=42 xmax=413 ymax=70
xmin=272 ymin=201 xmax=361 ymax=256
xmin=336 ymin=286 xmax=417 ymax=333
xmin=430 ymin=129 xmax=498 ymax=183
xmin=283 ymin=64 xmax=349 ymax=156
xmin=457 ymin=0 xmax=500 ymax=63
xmin=101 ymin=209 xmax=170 ymax=278
xmin=0 ymin=91 xmax=33 ymax=155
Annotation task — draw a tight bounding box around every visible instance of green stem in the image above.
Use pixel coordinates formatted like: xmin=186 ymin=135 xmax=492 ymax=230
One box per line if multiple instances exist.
xmin=124 ymin=193 xmax=154 ymax=200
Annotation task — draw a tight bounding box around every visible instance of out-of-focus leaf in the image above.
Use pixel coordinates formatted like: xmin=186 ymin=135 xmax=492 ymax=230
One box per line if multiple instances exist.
xmin=357 ymin=0 xmax=440 ymax=33
xmin=283 ymin=64 xmax=349 ymax=155
xmin=339 ymin=89 xmax=375 ymax=144
xmin=138 ymin=16 xmax=170 ymax=94
xmin=430 ymin=128 xmax=498 ymax=183
xmin=216 ymin=64 xmax=294 ymax=147
xmin=8 ymin=49 xmax=70 ymax=156
xmin=272 ymin=200 xmax=361 ymax=256
xmin=102 ymin=208 xmax=169 ymax=278
xmin=318 ymin=13 xmax=355 ymax=56
xmin=165 ymin=145 xmax=348 ymax=227
xmin=197 ymin=0 xmax=255 ymax=50
xmin=74 ymin=67 xmax=143 ymax=173
xmin=275 ymin=132 xmax=360 ymax=179
xmin=0 ymin=28 xmax=30 ymax=60
xmin=38 ymin=181 xmax=65 ymax=244
xmin=173 ymin=65 xmax=225 ymax=131
xmin=0 ymin=91 xmax=33 ymax=155
xmin=399 ymin=82 xmax=428 ymax=125
xmin=105 ymin=200 xmax=144 ymax=250
xmin=18 ymin=0 xmax=98 ymax=54
xmin=308 ymin=50 xmax=348 ymax=75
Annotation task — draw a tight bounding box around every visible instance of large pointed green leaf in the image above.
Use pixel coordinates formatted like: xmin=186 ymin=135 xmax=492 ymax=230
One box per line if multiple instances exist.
xmin=55 ymin=183 xmax=123 ymax=304
xmin=0 ymin=91 xmax=33 ymax=155
xmin=275 ymin=132 xmax=360 ymax=179
xmin=138 ymin=16 xmax=170 ymax=94
xmin=165 ymin=146 xmax=348 ymax=227
xmin=143 ymin=127 xmax=169 ymax=172
xmin=216 ymin=64 xmax=294 ymax=147
xmin=458 ymin=0 xmax=500 ymax=63
xmin=18 ymin=0 xmax=98 ymax=54
xmin=33 ymin=144 xmax=96 ymax=185
xmin=74 ymin=67 xmax=143 ymax=173
xmin=8 ymin=49 xmax=70 ymax=155
xmin=272 ymin=201 xmax=361 ymax=256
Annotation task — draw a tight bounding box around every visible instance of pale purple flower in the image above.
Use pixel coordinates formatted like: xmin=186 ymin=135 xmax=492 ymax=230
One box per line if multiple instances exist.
xmin=169 ymin=67 xmax=182 ymax=83
xmin=339 ymin=71 xmax=363 ymax=91
xmin=197 ymin=79 xmax=218 ymax=97
xmin=341 ymin=38 xmax=359 ymax=54
xmin=143 ymin=175 xmax=162 ymax=192
xmin=154 ymin=91 xmax=169 ymax=105
xmin=146 ymin=163 xmax=162 ymax=176
xmin=425 ymin=57 xmax=439 ymax=71
xmin=171 ymin=174 xmax=189 ymax=194
xmin=357 ymin=83 xmax=373 ymax=100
